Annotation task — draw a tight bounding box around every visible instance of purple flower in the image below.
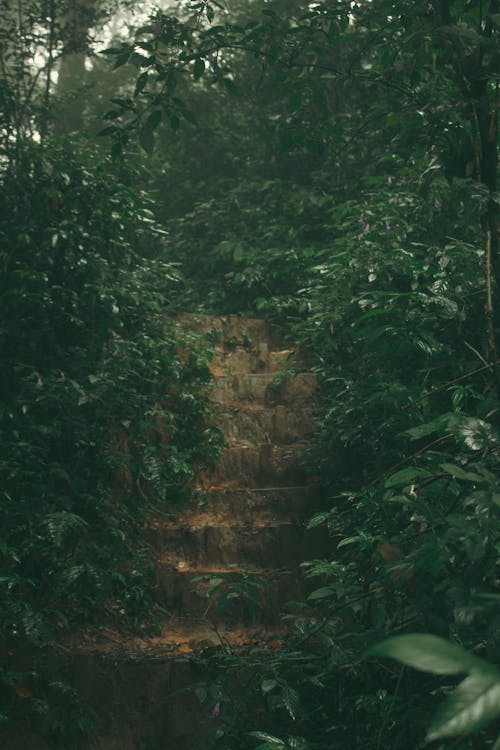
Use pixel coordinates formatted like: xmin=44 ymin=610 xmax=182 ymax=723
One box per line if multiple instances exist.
xmin=419 ymin=522 xmax=429 ymax=534
xmin=212 ymin=702 xmax=221 ymax=717
xmin=393 ymin=59 xmax=405 ymax=72
xmin=385 ymin=221 xmax=391 ymax=231
xmin=36 ymin=377 xmax=44 ymax=389
xmin=307 ymin=302 xmax=313 ymax=313
xmin=363 ymin=224 xmax=370 ymax=235
xmin=358 ymin=213 xmax=365 ymax=225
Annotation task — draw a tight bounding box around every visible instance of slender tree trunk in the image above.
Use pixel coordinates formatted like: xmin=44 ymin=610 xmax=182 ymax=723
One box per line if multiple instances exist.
xmin=55 ymin=0 xmax=96 ymax=132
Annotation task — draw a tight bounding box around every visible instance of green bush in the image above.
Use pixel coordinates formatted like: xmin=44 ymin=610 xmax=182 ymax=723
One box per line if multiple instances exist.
xmin=0 ymin=140 xmax=219 ymax=645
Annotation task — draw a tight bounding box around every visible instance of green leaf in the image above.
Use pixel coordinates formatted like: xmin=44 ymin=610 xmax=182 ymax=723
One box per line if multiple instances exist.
xmin=222 ymin=77 xmax=239 ymax=95
xmin=139 ymin=127 xmax=155 ymax=155
xmin=193 ymin=57 xmax=205 ymax=80
xmin=428 ymin=672 xmax=500 ymax=740
xmin=306 ymin=511 xmax=330 ymax=530
xmin=135 ymin=71 xmax=149 ymax=96
xmin=282 ymin=683 xmax=300 ymax=720
xmin=97 ymin=126 xmax=119 ymax=138
xmin=366 ymin=635 xmax=494 ymax=675
xmin=337 ymin=535 xmax=361 ymax=549
xmin=440 ymin=463 xmax=483 ymax=482
xmin=144 ymin=110 xmax=162 ymax=131
xmin=308 ymin=586 xmax=335 ymax=600
xmin=405 ymin=414 xmax=455 ymax=440
xmin=248 ymin=731 xmax=286 ymax=747
xmin=261 ymin=678 xmax=278 ymax=693
xmin=384 ymin=467 xmax=430 ymax=488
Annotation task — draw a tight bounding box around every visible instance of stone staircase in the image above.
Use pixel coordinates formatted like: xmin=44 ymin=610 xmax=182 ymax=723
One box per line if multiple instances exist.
xmin=5 ymin=315 xmax=328 ymax=750
xmin=149 ymin=314 xmax=323 ymax=644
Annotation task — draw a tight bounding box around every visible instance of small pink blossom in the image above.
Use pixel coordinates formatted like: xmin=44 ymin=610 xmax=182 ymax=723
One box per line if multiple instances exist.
xmin=358 ymin=213 xmax=365 ymax=224
xmin=419 ymin=522 xmax=429 ymax=534
xmin=307 ymin=302 xmax=313 ymax=313
xmin=363 ymin=224 xmax=370 ymax=235
xmin=212 ymin=702 xmax=221 ymax=717
xmin=36 ymin=377 xmax=44 ymax=389
xmin=385 ymin=221 xmax=391 ymax=230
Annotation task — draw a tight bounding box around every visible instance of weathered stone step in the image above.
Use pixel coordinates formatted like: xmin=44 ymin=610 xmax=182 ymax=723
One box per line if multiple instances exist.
xmin=188 ymin=486 xmax=319 ymax=521
xmin=216 ymin=403 xmax=317 ymax=445
xmin=173 ymin=312 xmax=273 ymax=346
xmin=212 ymin=372 xmax=317 ymax=406
xmin=156 ymin=564 xmax=305 ymax=624
xmin=209 ymin=344 xmax=295 ymax=376
xmin=152 ymin=521 xmax=328 ymax=568
xmin=201 ymin=442 xmax=310 ymax=486
xmin=156 ymin=487 xmax=316 ymax=529
xmin=7 ymin=622 xmax=285 ymax=750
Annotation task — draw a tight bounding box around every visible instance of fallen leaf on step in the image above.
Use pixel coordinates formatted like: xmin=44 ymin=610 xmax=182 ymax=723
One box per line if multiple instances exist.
xmin=178 ymin=642 xmax=193 ymax=653
xmin=269 ymin=640 xmax=284 ymax=650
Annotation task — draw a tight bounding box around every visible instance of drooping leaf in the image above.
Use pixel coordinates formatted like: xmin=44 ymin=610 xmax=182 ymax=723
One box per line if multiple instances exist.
xmin=428 ymin=672 xmax=500 ymax=740
xmin=308 ymin=586 xmax=336 ymax=600
xmin=139 ymin=126 xmax=155 ymax=155
xmin=440 ymin=463 xmax=483 ymax=482
xmin=384 ymin=467 xmax=431 ymax=488
xmin=193 ymin=57 xmax=205 ymax=80
xmin=366 ymin=634 xmax=495 ymax=676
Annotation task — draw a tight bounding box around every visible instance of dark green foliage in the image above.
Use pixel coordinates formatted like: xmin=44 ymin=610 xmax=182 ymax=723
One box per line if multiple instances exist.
xmin=1 ymin=0 xmax=500 ymax=746
xmin=106 ymin=0 xmax=499 ymax=747
xmin=0 ymin=139 xmax=223 ymax=729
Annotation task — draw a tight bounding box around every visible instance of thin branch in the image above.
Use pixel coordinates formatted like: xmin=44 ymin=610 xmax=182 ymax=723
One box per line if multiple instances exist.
xmin=401 ymin=359 xmax=500 ymax=410
xmin=359 ymin=434 xmax=453 ymax=494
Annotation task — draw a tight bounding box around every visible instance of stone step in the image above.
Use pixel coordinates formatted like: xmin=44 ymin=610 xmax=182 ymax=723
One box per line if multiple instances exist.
xmin=207 ymin=485 xmax=319 ymax=518
xmin=173 ymin=312 xmax=274 ymax=347
xmin=157 ymin=485 xmax=318 ymax=527
xmin=201 ymin=442 xmax=310 ymax=486
xmin=19 ymin=623 xmax=287 ymax=750
xmin=151 ymin=521 xmax=329 ymax=568
xmin=208 ymin=344 xmax=295 ymax=376
xmin=156 ymin=564 xmax=306 ymax=624
xmin=211 ymin=372 xmax=317 ymax=406
xmin=216 ymin=403 xmax=317 ymax=445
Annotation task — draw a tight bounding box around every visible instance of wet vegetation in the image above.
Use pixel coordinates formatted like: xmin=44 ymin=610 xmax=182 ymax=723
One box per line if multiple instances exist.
xmin=1 ymin=0 xmax=499 ymax=747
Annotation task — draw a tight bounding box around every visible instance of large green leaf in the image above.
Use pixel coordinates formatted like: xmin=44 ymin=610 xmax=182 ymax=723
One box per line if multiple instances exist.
xmin=428 ymin=672 xmax=500 ymax=740
xmin=384 ymin=467 xmax=431 ymax=488
xmin=366 ymin=634 xmax=494 ymax=675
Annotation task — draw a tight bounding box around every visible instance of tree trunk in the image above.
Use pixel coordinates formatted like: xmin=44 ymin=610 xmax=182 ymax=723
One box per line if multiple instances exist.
xmin=55 ymin=0 xmax=96 ymax=132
